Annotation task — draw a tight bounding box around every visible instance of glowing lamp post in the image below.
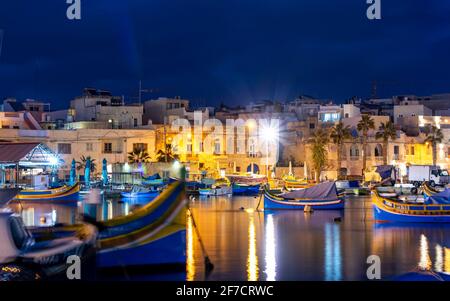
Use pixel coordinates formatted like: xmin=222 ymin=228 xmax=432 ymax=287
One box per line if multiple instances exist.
xmin=260 ymin=124 xmax=278 ymax=178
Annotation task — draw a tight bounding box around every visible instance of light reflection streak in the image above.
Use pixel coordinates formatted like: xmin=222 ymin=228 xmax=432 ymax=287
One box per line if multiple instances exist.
xmin=186 ymin=212 xmax=196 ymax=281
xmin=324 ymin=223 xmax=342 ymax=281
xmin=107 ymin=201 xmax=113 ymax=220
xmin=418 ymin=234 xmax=431 ymax=270
xmin=445 ymin=248 xmax=450 ymax=273
xmin=247 ymin=213 xmax=259 ymax=281
xmin=435 ymin=245 xmax=443 ymax=272
xmin=264 ymin=214 xmax=276 ymax=281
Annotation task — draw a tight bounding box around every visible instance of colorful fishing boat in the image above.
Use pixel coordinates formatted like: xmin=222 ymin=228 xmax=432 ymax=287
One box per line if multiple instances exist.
xmin=96 ymin=181 xmax=187 ymax=269
xmin=372 ymin=187 xmax=450 ymax=223
xmin=282 ymin=175 xmax=312 ymax=190
xmin=14 ymin=183 xmax=80 ymax=201
xmin=232 ymin=183 xmax=260 ymax=196
xmin=264 ymin=181 xmax=345 ymax=210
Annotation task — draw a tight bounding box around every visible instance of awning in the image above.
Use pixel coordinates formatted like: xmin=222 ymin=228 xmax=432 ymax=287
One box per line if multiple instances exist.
xmin=280 ymin=181 xmax=338 ymax=200
xmin=0 ymin=142 xmax=62 ymax=167
xmin=427 ymin=189 xmax=450 ymax=205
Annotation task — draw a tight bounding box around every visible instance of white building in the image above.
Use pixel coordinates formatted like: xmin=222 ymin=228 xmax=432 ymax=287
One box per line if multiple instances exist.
xmin=70 ymin=88 xmax=143 ymax=129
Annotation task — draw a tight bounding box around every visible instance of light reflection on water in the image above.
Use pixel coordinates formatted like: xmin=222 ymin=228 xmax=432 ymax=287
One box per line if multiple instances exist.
xmin=8 ymin=194 xmax=450 ymax=280
xmin=247 ymin=212 xmax=259 ymax=281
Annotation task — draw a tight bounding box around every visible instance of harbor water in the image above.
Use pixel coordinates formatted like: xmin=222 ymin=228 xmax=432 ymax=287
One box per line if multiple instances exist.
xmin=9 ymin=193 xmax=450 ymax=281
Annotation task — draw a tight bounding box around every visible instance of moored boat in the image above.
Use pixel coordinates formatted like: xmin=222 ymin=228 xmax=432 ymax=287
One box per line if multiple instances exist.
xmin=96 ymin=181 xmax=187 ymax=269
xmin=372 ymin=187 xmax=450 ymax=223
xmin=120 ymin=185 xmax=160 ymax=199
xmin=232 ymin=183 xmax=260 ymax=196
xmin=14 ymin=183 xmax=80 ymax=201
xmin=283 ymin=176 xmax=312 ymax=190
xmin=264 ymin=181 xmax=345 ymax=210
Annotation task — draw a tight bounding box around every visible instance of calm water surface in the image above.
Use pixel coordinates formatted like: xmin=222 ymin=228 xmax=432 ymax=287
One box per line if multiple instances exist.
xmin=9 ymin=192 xmax=450 ymax=281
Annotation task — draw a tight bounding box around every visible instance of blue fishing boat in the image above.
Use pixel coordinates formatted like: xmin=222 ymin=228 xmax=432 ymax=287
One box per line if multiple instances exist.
xmin=232 ymin=183 xmax=260 ymax=196
xmin=97 ymin=181 xmax=186 ymax=268
xmin=372 ymin=187 xmax=450 ymax=223
xmin=264 ymin=181 xmax=345 ymax=210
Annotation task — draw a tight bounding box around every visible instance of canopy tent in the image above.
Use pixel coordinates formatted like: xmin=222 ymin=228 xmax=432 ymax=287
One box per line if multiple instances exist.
xmin=280 ymin=181 xmax=339 ymax=201
xmin=375 ymin=165 xmax=395 ymax=180
xmin=0 ymin=142 xmax=62 ymax=167
xmin=427 ymin=189 xmax=450 ymax=205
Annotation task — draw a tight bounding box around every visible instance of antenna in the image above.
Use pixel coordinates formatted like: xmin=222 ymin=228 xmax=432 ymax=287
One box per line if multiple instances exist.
xmin=138 ymin=80 xmax=158 ymax=104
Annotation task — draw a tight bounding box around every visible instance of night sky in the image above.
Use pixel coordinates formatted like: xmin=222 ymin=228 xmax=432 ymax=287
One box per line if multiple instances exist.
xmin=0 ymin=1 xmax=450 ymax=109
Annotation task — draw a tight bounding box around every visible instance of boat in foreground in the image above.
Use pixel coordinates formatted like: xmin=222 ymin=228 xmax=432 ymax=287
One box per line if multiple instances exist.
xmin=96 ymin=181 xmax=187 ymax=269
xmin=372 ymin=187 xmax=450 ymax=223
xmin=0 ymin=211 xmax=97 ymax=280
xmin=264 ymin=181 xmax=345 ymax=210
xmin=15 ymin=183 xmax=80 ymax=201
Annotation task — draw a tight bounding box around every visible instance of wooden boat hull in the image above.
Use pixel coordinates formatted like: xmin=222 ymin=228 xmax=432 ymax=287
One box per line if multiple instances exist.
xmin=97 ymin=181 xmax=186 ymax=269
xmin=232 ymin=184 xmax=260 ymax=195
xmin=15 ymin=183 xmax=80 ymax=201
xmin=264 ymin=192 xmax=345 ymax=210
xmin=372 ymin=190 xmax=450 ymax=223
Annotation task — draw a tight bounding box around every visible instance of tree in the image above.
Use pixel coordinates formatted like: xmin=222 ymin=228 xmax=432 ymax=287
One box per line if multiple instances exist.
xmin=425 ymin=125 xmax=444 ymax=166
xmin=357 ymin=115 xmax=375 ymax=176
xmin=76 ymin=155 xmax=97 ymax=173
xmin=375 ymin=121 xmax=397 ymax=165
xmin=309 ymin=129 xmax=330 ymax=182
xmin=128 ymin=149 xmax=151 ymax=164
xmin=156 ymin=144 xmax=179 ymax=163
xmin=330 ymin=122 xmax=352 ymax=179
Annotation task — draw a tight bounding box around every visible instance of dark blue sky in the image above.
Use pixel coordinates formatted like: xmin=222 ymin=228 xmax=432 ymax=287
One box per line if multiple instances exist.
xmin=1 ymin=1 xmax=450 ymax=109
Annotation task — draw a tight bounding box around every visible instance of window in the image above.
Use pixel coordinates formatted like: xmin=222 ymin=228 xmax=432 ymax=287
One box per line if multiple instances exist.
xmin=133 ymin=143 xmax=148 ymax=153
xmin=104 ymin=143 xmax=113 ymax=153
xmin=350 ymin=145 xmax=359 ymax=157
xmin=375 ymin=144 xmax=383 ymax=157
xmin=309 ymin=123 xmax=315 ymax=129
xmin=411 ymin=146 xmax=415 ymax=156
xmin=214 ymin=139 xmax=221 ymax=154
xmin=133 ymin=118 xmax=138 ymax=127
xmin=86 ymin=143 xmax=93 ymax=152
xmin=394 ymin=145 xmax=400 ymax=155
xmin=57 ymin=143 xmax=71 ymax=154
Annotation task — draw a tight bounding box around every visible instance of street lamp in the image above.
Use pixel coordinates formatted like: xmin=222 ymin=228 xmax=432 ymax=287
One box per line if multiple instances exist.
xmin=260 ymin=124 xmax=278 ymax=178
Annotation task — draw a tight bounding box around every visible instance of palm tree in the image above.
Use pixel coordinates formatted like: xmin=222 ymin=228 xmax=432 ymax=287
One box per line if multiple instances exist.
xmin=128 ymin=149 xmax=151 ymax=164
xmin=156 ymin=144 xmax=179 ymax=163
xmin=375 ymin=121 xmax=397 ymax=165
xmin=357 ymin=115 xmax=375 ymax=175
xmin=425 ymin=125 xmax=444 ymax=166
xmin=309 ymin=129 xmax=330 ymax=182
xmin=76 ymin=155 xmax=97 ymax=173
xmin=330 ymin=121 xmax=352 ymax=179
